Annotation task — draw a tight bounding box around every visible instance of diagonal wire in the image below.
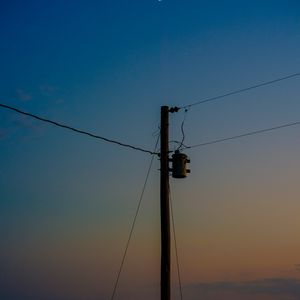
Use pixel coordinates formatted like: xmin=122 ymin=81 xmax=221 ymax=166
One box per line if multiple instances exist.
xmin=169 ymin=182 xmax=183 ymax=300
xmin=180 ymin=72 xmax=300 ymax=109
xmin=184 ymin=120 xmax=300 ymax=149
xmin=110 ymin=135 xmax=160 ymax=300
xmin=0 ymin=103 xmax=157 ymax=155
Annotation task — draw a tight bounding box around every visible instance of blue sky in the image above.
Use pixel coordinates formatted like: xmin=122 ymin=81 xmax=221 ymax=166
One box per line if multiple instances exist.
xmin=1 ymin=1 xmax=300 ymax=299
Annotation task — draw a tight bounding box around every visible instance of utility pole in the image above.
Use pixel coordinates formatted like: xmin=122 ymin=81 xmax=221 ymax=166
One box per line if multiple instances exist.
xmin=160 ymin=105 xmax=190 ymax=300
xmin=160 ymin=106 xmax=170 ymax=300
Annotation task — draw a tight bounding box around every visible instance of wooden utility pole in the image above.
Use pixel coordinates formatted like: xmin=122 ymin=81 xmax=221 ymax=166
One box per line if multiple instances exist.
xmin=160 ymin=106 xmax=170 ymax=300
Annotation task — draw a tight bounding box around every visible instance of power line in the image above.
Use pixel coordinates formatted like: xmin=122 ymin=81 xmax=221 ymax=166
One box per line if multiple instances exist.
xmin=181 ymin=72 xmax=300 ymax=109
xmin=184 ymin=120 xmax=300 ymax=149
xmin=0 ymin=103 xmax=157 ymax=155
xmin=110 ymin=136 xmax=159 ymax=300
xmin=169 ymin=182 xmax=183 ymax=300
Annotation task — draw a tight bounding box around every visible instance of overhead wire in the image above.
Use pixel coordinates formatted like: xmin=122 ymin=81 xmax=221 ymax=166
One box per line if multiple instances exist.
xmin=184 ymin=120 xmax=300 ymax=149
xmin=109 ymin=135 xmax=159 ymax=300
xmin=0 ymin=103 xmax=157 ymax=155
xmin=2 ymin=71 xmax=300 ymax=156
xmin=169 ymin=182 xmax=183 ymax=300
xmin=180 ymin=72 xmax=300 ymax=109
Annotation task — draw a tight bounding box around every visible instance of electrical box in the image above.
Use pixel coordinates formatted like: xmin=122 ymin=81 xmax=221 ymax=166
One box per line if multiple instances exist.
xmin=171 ymin=150 xmax=190 ymax=178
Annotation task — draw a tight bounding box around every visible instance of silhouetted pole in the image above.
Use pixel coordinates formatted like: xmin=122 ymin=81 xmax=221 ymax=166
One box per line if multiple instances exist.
xmin=160 ymin=106 xmax=170 ymax=300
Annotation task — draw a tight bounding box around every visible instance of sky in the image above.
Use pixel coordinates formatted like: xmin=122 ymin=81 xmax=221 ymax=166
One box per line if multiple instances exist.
xmin=1 ymin=1 xmax=300 ymax=299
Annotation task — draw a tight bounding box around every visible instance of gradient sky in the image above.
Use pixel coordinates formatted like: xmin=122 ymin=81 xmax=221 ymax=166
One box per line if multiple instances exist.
xmin=1 ymin=1 xmax=300 ymax=299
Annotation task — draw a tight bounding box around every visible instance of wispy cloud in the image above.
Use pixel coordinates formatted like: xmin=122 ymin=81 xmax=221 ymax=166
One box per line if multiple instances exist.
xmin=1 ymin=83 xmax=64 ymax=140
xmin=15 ymin=89 xmax=32 ymax=101
xmin=186 ymin=277 xmax=300 ymax=300
xmin=0 ymin=113 xmax=45 ymax=141
xmin=39 ymin=84 xmax=64 ymax=104
xmin=15 ymin=84 xmax=60 ymax=102
xmin=39 ymin=84 xmax=58 ymax=96
xmin=12 ymin=114 xmax=44 ymax=135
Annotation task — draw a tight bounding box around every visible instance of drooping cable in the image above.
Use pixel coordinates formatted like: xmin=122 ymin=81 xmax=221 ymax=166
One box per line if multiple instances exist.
xmin=177 ymin=108 xmax=189 ymax=151
xmin=180 ymin=72 xmax=300 ymax=109
xmin=110 ymin=135 xmax=159 ymax=300
xmin=169 ymin=182 xmax=183 ymax=300
xmin=184 ymin=120 xmax=300 ymax=149
xmin=0 ymin=103 xmax=157 ymax=155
